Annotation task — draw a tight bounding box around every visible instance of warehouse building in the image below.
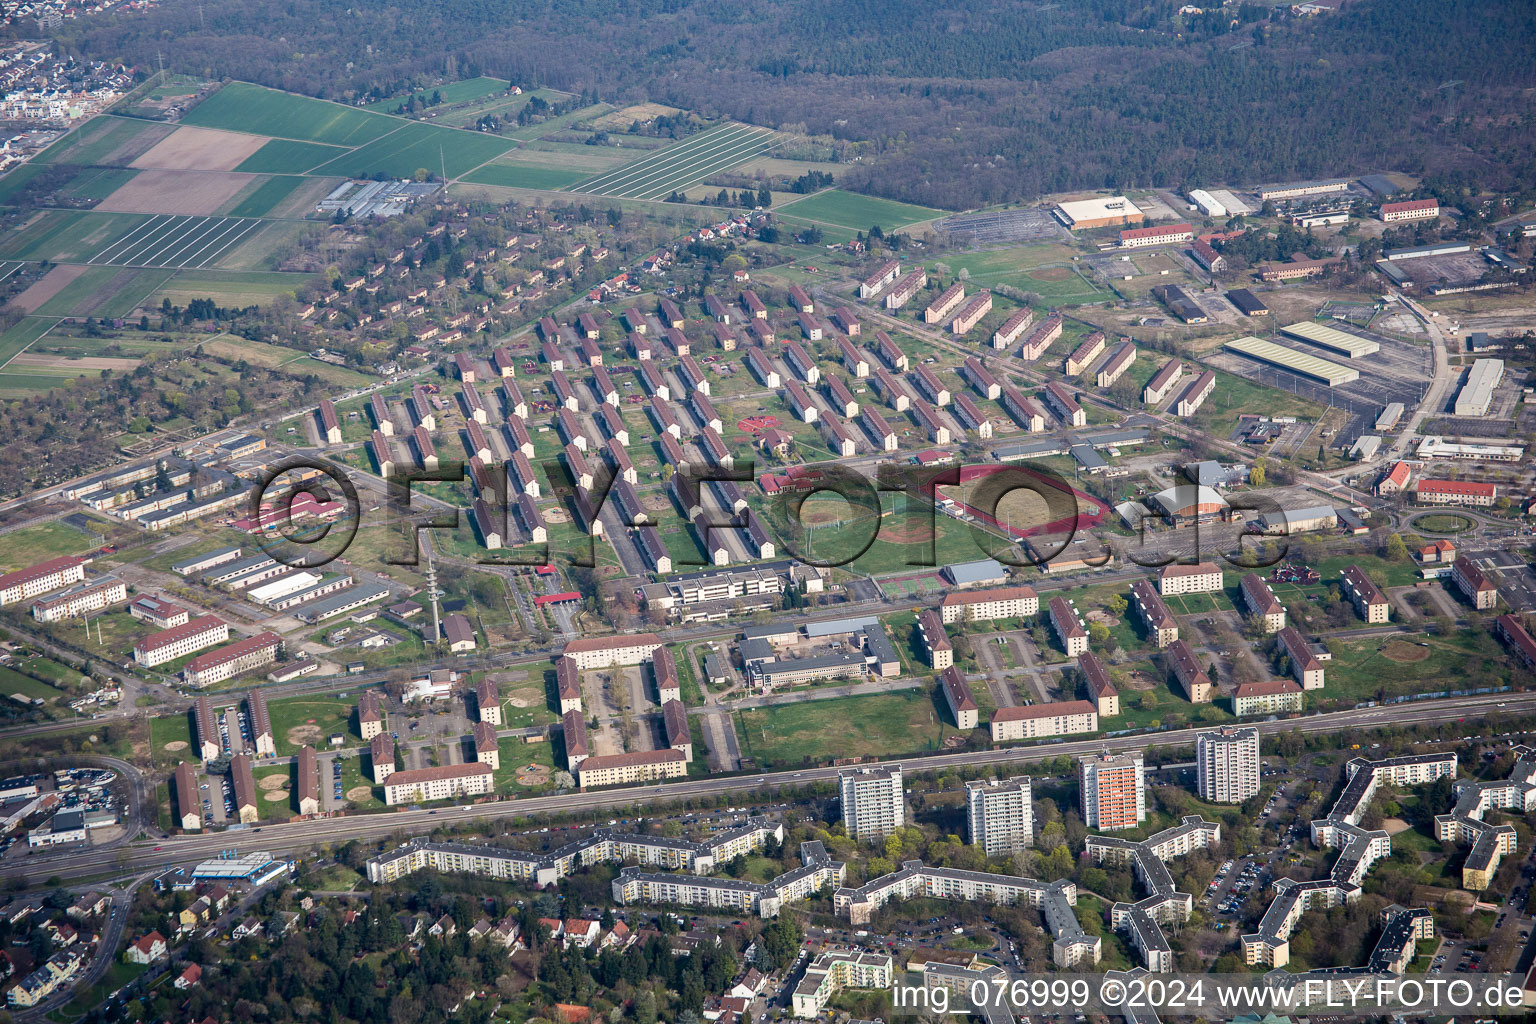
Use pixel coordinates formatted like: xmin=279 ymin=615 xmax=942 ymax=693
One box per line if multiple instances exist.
xmin=1453 ymin=358 xmax=1504 ymax=417
xmin=1223 ymin=336 xmax=1359 ymax=386
xmin=1054 ymin=195 xmax=1144 ymax=230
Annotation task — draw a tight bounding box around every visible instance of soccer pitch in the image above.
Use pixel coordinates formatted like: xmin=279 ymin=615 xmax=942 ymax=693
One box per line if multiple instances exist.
xmin=85 ymin=214 xmax=265 ymax=269
xmin=565 ymin=122 xmax=775 ymax=200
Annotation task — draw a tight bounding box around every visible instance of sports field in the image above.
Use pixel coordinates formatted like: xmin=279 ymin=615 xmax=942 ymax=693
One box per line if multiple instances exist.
xmin=81 ymin=214 xmax=265 ymax=269
xmin=235 ymin=139 xmax=350 ymax=174
xmin=567 ymin=122 xmax=776 ymax=200
xmin=776 ymin=188 xmax=947 ymax=230
xmin=181 ymin=82 xmax=395 ymax=147
xmin=308 ymin=121 xmax=516 ymax=180
xmin=363 ymin=77 xmax=512 ymax=112
xmin=939 ymin=245 xmax=1106 ymax=304
xmin=461 ymin=162 xmax=589 ymax=191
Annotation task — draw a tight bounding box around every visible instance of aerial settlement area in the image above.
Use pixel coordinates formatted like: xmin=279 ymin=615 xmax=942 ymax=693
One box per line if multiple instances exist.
xmin=0 ymin=21 xmax=1533 ymax=1024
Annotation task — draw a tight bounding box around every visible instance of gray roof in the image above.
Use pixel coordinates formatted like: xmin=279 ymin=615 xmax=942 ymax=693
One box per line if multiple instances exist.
xmin=945 ymin=559 xmax=1007 ymax=585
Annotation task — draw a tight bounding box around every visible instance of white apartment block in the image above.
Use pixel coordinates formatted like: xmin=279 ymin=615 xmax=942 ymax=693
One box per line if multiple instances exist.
xmin=1157 ymin=562 xmax=1223 ymax=596
xmin=382 ymin=763 xmax=494 ymax=806
xmin=938 ymin=585 xmax=1038 ymax=624
xmin=30 ymin=576 xmax=127 ymax=623
xmin=840 ymin=765 xmax=905 ymax=842
xmin=966 ymin=777 xmax=1034 ymax=856
xmin=562 ymin=634 xmax=663 ymax=669
xmin=1197 ymin=727 xmax=1261 ymax=804
xmin=990 ymin=701 xmax=1098 ymax=743
xmin=133 ymin=615 xmax=229 ymax=667
xmin=792 ymin=951 xmax=892 ymax=1018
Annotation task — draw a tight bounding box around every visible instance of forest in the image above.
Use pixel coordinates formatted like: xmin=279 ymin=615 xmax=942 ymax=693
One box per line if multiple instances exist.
xmin=47 ymin=0 xmax=1536 ymax=209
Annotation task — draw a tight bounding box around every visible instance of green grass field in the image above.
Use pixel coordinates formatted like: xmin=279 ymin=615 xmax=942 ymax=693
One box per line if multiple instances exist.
xmin=0 ymin=317 xmax=59 ymax=368
xmin=461 ymin=161 xmax=589 ymax=190
xmin=0 ymin=209 xmax=147 ymax=263
xmin=267 ymin=696 xmax=358 ymax=757
xmin=364 ymin=77 xmax=512 ymax=112
xmin=0 ymin=667 xmax=66 ymax=702
xmin=307 ymin=121 xmax=516 ymax=180
xmin=733 ymin=690 xmax=962 ymax=769
xmin=235 ymin=138 xmax=351 ymax=174
xmin=0 ymin=519 xmax=92 ymax=568
xmin=938 ymin=246 xmax=1107 ymax=304
xmin=777 ymin=188 xmax=947 ymax=230
xmin=30 ymin=266 xmax=173 ymax=318
xmin=0 ymin=163 xmax=49 ymax=205
xmin=56 ymin=166 xmax=140 ymax=202
xmin=34 ymin=116 xmax=171 ymax=166
xmin=153 ymin=269 xmax=311 ymax=307
xmin=226 ymin=175 xmax=308 ymax=218
xmin=182 ymin=82 xmax=396 ymax=146
xmin=148 ymin=713 xmax=196 ymax=768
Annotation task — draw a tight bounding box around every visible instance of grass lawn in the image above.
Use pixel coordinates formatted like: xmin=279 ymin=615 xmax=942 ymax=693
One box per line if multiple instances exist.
xmin=1317 ymin=629 xmax=1505 ymax=705
xmin=493 ymin=733 xmax=560 ymax=794
xmin=0 ymin=666 xmax=65 ymax=708
xmin=1192 ymin=367 xmax=1328 ymax=433
xmin=937 ymin=245 xmax=1106 ymax=305
xmin=150 ymin=710 xmax=195 ymax=764
xmin=267 ymin=695 xmax=358 ymax=756
xmin=0 ymin=520 xmax=92 ymax=569
xmin=254 ymin=763 xmax=295 ymax=819
xmin=776 ymin=189 xmax=947 ymax=231
xmin=182 ymin=82 xmax=396 ymax=146
xmin=336 ymin=751 xmax=383 ymax=810
xmin=733 ymin=689 xmax=961 ymax=769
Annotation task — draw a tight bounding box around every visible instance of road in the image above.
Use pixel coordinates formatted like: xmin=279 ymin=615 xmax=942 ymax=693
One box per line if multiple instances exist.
xmin=10 ymin=689 xmax=1532 ymax=887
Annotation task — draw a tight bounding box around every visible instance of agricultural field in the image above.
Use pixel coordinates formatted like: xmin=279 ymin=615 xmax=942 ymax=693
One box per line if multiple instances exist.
xmin=308 ymin=121 xmax=516 ymax=180
xmin=0 ymin=316 xmax=59 ymax=368
xmin=567 ymin=122 xmax=776 ymax=200
xmin=94 ymin=168 xmax=257 ymax=217
xmin=0 ymin=163 xmax=49 ymax=204
xmin=235 ymin=139 xmax=350 ymax=174
xmin=19 ymin=265 xmax=174 ymax=318
xmin=54 ymin=167 xmax=140 ymax=202
xmin=461 ymin=162 xmax=589 ymax=191
xmin=34 ymin=116 xmax=174 ymax=167
xmin=0 ymin=210 xmax=148 ymax=263
xmin=181 ymin=82 xmax=395 ymax=147
xmin=83 ymin=213 xmax=265 ymax=269
xmin=226 ymin=175 xmax=309 ymax=218
xmin=776 ymin=188 xmax=947 ymax=231
xmin=363 ymin=77 xmax=513 ymax=112
xmin=151 ymin=269 xmax=313 ymax=308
